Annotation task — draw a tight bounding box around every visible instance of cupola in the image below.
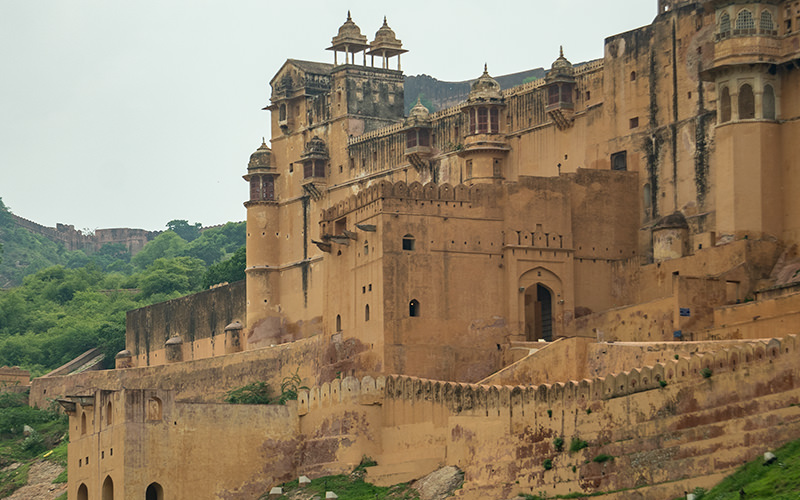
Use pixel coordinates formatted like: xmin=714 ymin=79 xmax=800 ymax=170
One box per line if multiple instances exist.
xmin=467 ymin=64 xmax=503 ymax=104
xmin=404 ymin=97 xmax=433 ymax=170
xmin=300 ymin=136 xmax=329 ymax=199
xmin=367 ymin=17 xmax=407 ymax=70
xmin=243 ymin=139 xmax=280 ymax=203
xmin=544 ymin=47 xmax=576 ymax=129
xmin=652 ymin=211 xmax=690 ymax=262
xmin=327 ymin=11 xmax=370 ymax=65
xmin=462 ymin=65 xmax=506 ymax=135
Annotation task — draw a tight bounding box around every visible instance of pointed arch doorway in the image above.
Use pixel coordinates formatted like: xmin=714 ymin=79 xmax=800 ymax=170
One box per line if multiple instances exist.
xmin=524 ymin=283 xmax=553 ymax=342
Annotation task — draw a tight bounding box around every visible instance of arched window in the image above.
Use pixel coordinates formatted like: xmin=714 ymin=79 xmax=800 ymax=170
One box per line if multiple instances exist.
xmin=630 ymin=71 xmax=637 ymax=81
xmin=102 ymin=476 xmax=114 ymax=500
xmin=409 ymin=299 xmax=420 ymax=317
xmin=146 ymin=482 xmax=164 ymax=500
xmin=77 ymin=484 xmax=88 ymax=500
xmin=643 ymin=183 xmax=652 ymax=210
xmin=739 ymin=83 xmax=755 ymax=119
xmin=406 ymin=129 xmax=417 ymax=148
xmin=402 ymin=234 xmax=415 ymax=251
xmin=760 ymin=10 xmax=774 ymax=32
xmin=763 ymin=84 xmax=776 ymax=120
xmin=365 ymin=304 xmax=370 ymax=322
xmin=719 ymin=12 xmax=731 ymax=35
xmin=336 ymin=314 xmax=342 ymax=332
xmin=106 ymin=402 xmax=113 ymax=426
xmin=735 ymin=9 xmax=754 ymax=33
xmin=490 ymin=108 xmax=499 ymax=133
xmin=720 ymin=86 xmax=732 ymax=122
xmin=81 ymin=412 xmax=87 ymax=435
xmin=279 ymin=104 xmax=287 ymax=121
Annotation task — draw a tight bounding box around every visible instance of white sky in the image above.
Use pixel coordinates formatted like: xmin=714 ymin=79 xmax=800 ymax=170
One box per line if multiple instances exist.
xmin=0 ymin=1 xmax=656 ymax=232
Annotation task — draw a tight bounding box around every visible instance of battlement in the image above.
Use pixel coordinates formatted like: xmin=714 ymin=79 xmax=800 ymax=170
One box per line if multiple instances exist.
xmin=296 ymin=335 xmax=796 ymax=416
xmin=320 ymin=180 xmax=495 ymax=222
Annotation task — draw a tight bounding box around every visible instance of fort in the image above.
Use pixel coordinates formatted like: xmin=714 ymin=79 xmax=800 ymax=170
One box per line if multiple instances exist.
xmin=30 ymin=1 xmax=800 ymax=498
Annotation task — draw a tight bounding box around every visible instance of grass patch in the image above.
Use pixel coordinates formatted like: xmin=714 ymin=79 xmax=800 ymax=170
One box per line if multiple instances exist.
xmin=553 ymin=436 xmax=564 ymax=452
xmin=267 ymin=474 xmax=420 ymax=500
xmin=695 ymin=438 xmax=800 ymax=499
xmin=0 ymin=463 xmax=29 ymax=498
xmin=53 ymin=467 xmax=68 ymax=484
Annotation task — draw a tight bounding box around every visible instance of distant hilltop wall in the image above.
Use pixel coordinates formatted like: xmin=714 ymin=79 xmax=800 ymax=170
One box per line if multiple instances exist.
xmin=10 ymin=213 xmax=157 ymax=255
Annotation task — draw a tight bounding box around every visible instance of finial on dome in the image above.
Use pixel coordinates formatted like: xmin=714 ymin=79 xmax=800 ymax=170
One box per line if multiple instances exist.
xmin=383 ymin=15 xmax=388 ymax=25
xmin=484 ymin=63 xmax=488 ymax=74
xmin=560 ymin=45 xmax=564 ymax=58
xmin=347 ymin=10 xmax=351 ymax=20
xmin=261 ymin=137 xmax=266 ymax=145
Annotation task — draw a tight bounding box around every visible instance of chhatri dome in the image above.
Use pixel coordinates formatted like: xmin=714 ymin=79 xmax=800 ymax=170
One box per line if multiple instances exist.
xmin=405 ymin=96 xmax=431 ymax=127
xmin=248 ymin=139 xmax=272 ymax=171
xmin=547 ymin=46 xmax=575 ymax=80
xmin=467 ymin=64 xmax=503 ymax=103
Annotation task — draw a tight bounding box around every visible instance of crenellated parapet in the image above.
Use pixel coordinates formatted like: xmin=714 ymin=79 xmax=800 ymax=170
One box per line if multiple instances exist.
xmin=294 ymin=336 xmax=796 ymax=420
xmin=320 ymin=180 xmax=496 ymax=222
xmin=296 ymin=375 xmax=385 ymax=415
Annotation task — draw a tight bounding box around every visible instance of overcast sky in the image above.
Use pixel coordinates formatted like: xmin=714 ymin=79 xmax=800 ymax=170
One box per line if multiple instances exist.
xmin=0 ymin=1 xmax=656 ymax=232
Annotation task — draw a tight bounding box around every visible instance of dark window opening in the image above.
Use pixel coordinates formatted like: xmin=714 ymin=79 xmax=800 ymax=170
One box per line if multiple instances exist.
xmin=611 ymin=151 xmax=627 ymax=171
xmin=336 ymin=314 xmax=342 ymax=332
xmin=490 ymin=108 xmax=499 ymax=133
xmin=739 ymin=83 xmax=755 ymax=119
xmin=629 ymin=117 xmax=639 ymax=129
xmin=720 ymin=86 xmax=732 ymax=122
xmin=279 ymin=104 xmax=287 ymax=121
xmin=363 ymin=241 xmax=369 ymax=255
xmin=409 ymin=299 xmax=420 ymax=317
xmin=102 ymin=476 xmax=114 ymax=500
xmin=548 ymin=85 xmax=560 ymax=106
xmin=77 ymin=484 xmax=88 ymax=500
xmin=402 ymin=234 xmax=415 ymax=251
xmin=419 ymin=129 xmax=430 ymax=147
xmin=146 ymin=483 xmax=164 ymax=500
xmin=365 ymin=305 xmax=370 ymax=321
xmin=406 ymin=130 xmax=417 ymax=148
xmin=106 ymin=402 xmax=112 ymax=426
xmin=630 ymin=71 xmax=637 ymax=81
xmin=763 ymin=84 xmax=776 ymax=120
xmin=334 ymin=217 xmax=346 ymax=235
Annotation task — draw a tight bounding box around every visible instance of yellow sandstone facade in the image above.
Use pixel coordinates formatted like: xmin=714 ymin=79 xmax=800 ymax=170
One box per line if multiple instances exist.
xmin=34 ymin=1 xmax=800 ymax=498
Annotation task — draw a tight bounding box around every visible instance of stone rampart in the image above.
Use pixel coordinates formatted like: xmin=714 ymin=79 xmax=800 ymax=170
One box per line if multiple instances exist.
xmin=321 ymin=180 xmax=497 ymax=222
xmin=126 ymin=280 xmax=245 ymax=367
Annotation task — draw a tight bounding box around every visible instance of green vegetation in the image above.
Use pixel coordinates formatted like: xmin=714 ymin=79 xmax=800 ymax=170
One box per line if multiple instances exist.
xmin=266 ymin=473 xmax=419 ymax=500
xmin=569 ymin=437 xmax=588 ymax=453
xmin=592 ymin=454 xmax=614 ymax=463
xmin=553 ymin=436 xmax=564 ymax=452
xmin=701 ymin=367 xmax=713 ymax=378
xmin=0 ymin=197 xmax=246 ymax=375
xmin=0 ymin=392 xmax=68 ymax=497
xmin=225 ymin=369 xmax=309 ymax=406
xmin=686 ymin=438 xmax=800 ymax=499
xmin=543 ymin=459 xmax=553 ymax=470
xmin=660 ymin=379 xmax=668 ymax=387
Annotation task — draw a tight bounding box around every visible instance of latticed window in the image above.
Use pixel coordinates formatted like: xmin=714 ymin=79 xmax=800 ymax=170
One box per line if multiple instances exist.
xmin=406 ymin=130 xmax=417 ymax=148
xmin=735 ymin=10 xmax=755 ymax=32
xmin=477 ymin=107 xmax=488 ymax=133
xmin=719 ymin=12 xmax=731 ymax=34
xmin=490 ymin=108 xmax=499 ymax=133
xmin=760 ymin=10 xmax=774 ymax=32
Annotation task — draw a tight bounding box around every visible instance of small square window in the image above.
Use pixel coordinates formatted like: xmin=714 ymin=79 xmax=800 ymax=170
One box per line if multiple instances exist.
xmin=629 ymin=117 xmax=639 ymax=129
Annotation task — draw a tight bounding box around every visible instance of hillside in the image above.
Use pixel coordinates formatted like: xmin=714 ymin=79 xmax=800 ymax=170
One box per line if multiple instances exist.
xmin=404 ymin=68 xmax=546 ymax=113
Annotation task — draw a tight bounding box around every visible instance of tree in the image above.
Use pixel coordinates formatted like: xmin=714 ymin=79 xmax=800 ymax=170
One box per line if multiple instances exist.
xmin=131 ymin=232 xmax=187 ymax=270
xmin=166 ymin=219 xmax=202 ymax=242
xmin=202 ymin=246 xmax=245 ymax=288
xmin=137 ymin=256 xmax=206 ymax=299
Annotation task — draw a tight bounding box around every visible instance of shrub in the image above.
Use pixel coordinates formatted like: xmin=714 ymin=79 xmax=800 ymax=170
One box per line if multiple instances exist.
xmin=569 ymin=437 xmax=588 ymax=453
xmin=543 ymin=459 xmax=553 ymax=470
xmin=553 ymin=437 xmax=564 ymax=452
xmin=701 ymin=367 xmax=713 ymax=378
xmin=592 ymin=454 xmax=614 ymax=463
xmin=547 ymin=409 xmax=553 ymax=418
xmin=659 ymin=379 xmax=668 ymax=388
xmin=224 ymin=382 xmax=273 ymax=405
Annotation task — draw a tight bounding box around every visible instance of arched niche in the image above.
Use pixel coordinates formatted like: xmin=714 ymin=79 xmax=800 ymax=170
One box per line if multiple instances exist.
xmin=518 ymin=267 xmax=563 ymax=341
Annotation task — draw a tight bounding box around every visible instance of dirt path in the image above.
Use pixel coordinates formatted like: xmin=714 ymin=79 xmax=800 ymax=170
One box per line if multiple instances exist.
xmin=4 ymin=460 xmax=66 ymax=500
